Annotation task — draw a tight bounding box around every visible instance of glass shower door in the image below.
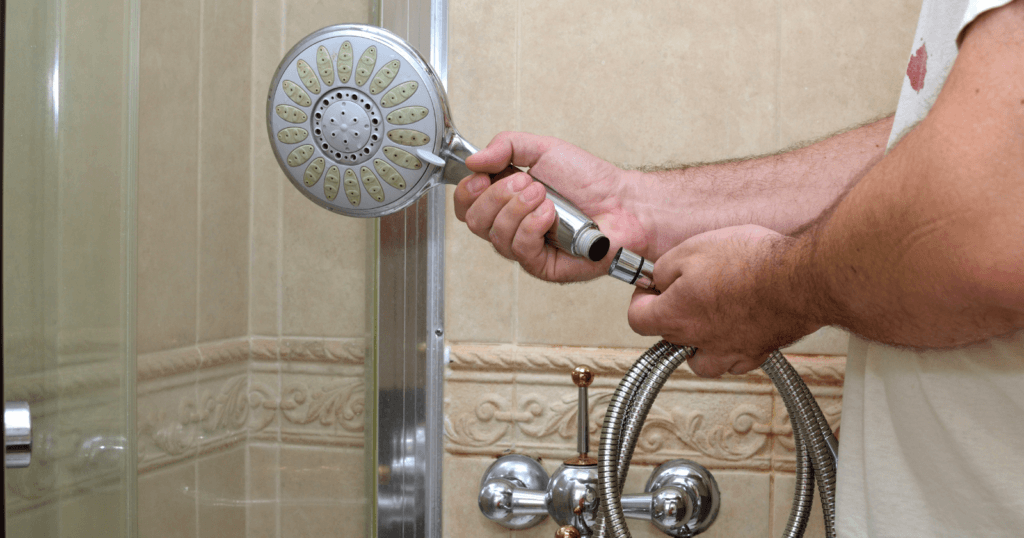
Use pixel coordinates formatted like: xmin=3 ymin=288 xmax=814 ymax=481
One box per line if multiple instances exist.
xmin=3 ymin=0 xmax=138 ymax=535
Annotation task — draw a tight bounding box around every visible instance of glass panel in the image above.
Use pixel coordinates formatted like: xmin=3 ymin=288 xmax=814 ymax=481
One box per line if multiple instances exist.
xmin=132 ymin=1 xmax=376 ymax=537
xmin=3 ymin=0 xmax=137 ymax=535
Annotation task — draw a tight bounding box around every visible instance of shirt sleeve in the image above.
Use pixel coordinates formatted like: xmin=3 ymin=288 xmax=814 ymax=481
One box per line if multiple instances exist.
xmin=957 ymin=0 xmax=1015 ymax=46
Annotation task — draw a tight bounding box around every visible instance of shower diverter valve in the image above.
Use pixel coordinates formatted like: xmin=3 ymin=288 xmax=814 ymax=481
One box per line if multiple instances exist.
xmin=477 ymin=367 xmax=720 ymax=536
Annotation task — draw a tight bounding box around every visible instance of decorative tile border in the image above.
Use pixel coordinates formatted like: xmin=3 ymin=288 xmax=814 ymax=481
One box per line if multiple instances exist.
xmin=444 ymin=343 xmax=844 ymax=471
xmin=137 ymin=337 xmax=368 ymax=473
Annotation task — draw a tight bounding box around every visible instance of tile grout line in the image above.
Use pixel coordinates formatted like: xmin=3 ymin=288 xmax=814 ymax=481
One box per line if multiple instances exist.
xmin=246 ymin=0 xmax=257 ymax=346
xmin=276 ymin=0 xmax=286 ymax=349
xmin=511 ymin=0 xmax=521 ymax=347
xmin=774 ymin=0 xmax=782 ymax=149
xmin=245 ymin=5 xmax=257 ymax=532
xmin=245 ymin=7 xmax=258 ymax=534
xmin=276 ymin=5 xmax=285 ymax=537
xmin=195 ymin=0 xmax=206 ymax=534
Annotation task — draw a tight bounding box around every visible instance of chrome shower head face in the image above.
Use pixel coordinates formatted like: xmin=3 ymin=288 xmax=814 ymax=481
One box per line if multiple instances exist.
xmin=267 ymin=24 xmax=450 ymax=218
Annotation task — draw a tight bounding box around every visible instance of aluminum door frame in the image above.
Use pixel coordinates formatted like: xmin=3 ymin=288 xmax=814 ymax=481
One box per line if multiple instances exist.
xmin=371 ymin=0 xmax=447 ymax=536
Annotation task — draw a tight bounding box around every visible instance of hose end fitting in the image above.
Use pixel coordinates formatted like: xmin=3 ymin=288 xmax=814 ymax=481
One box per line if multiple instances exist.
xmin=608 ymin=247 xmax=657 ymax=292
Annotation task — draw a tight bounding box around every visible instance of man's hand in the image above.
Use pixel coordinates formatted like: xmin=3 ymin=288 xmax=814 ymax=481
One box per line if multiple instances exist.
xmin=453 ymin=132 xmax=648 ymax=282
xmin=627 ymin=225 xmax=822 ymax=377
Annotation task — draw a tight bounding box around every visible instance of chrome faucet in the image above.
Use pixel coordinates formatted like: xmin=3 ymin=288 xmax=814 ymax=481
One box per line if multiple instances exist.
xmin=477 ymin=366 xmax=721 ymax=536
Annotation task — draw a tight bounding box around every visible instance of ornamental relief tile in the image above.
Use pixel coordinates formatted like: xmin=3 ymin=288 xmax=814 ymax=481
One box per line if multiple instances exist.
xmin=138 ymin=369 xmax=366 ymax=470
xmin=447 ymin=380 xmax=776 ymax=469
xmin=444 ymin=345 xmax=844 ymax=470
xmin=447 ymin=343 xmax=845 ymax=386
xmin=278 ymin=337 xmax=365 ymax=364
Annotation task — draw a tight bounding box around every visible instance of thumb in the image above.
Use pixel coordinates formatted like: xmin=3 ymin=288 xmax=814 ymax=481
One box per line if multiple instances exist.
xmin=627 ymin=288 xmax=667 ymax=337
xmin=465 ymin=132 xmax=557 ymax=174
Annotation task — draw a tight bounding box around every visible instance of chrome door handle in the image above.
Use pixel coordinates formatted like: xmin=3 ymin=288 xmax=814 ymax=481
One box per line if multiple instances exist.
xmin=5 ymin=401 xmax=32 ymax=468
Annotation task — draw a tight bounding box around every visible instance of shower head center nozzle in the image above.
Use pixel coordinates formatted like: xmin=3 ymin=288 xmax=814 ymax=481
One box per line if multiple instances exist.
xmin=312 ymin=88 xmax=383 ymax=165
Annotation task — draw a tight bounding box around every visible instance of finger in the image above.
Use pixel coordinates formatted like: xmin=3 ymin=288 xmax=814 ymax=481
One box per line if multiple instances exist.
xmin=627 ymin=287 xmax=669 ymax=337
xmin=686 ymin=351 xmax=734 ymax=378
xmin=489 ymin=182 xmax=549 ymax=258
xmin=509 ymin=199 xmax=559 ymax=277
xmin=728 ymin=358 xmax=763 ymax=375
xmin=465 ymin=132 xmax=560 ymax=174
xmin=650 ymin=247 xmax=690 ymax=292
xmin=462 ymin=172 xmax=532 ymax=242
xmin=453 ymin=173 xmax=492 ymax=222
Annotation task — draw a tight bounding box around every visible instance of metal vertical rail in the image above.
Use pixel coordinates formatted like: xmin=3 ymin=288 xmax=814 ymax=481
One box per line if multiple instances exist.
xmin=374 ymin=0 xmax=446 ymax=536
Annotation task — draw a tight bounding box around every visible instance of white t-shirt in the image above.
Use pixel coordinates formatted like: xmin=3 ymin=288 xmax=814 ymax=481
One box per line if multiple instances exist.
xmin=836 ymin=1 xmax=1022 ymax=536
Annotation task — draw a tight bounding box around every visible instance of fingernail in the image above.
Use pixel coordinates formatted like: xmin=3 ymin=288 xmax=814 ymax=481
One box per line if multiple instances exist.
xmin=508 ymin=173 xmax=531 ymax=193
xmin=467 ymin=175 xmax=489 ymax=195
xmin=520 ymin=183 xmax=544 ymax=203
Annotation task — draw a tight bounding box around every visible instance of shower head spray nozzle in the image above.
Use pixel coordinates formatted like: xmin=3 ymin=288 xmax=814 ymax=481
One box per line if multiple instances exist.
xmin=266 ymin=24 xmax=610 ymax=262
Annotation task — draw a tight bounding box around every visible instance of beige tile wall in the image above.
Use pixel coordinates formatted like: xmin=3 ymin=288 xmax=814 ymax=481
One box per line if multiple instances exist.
xmin=444 ymin=0 xmax=922 ymax=536
xmin=131 ymin=0 xmax=922 ymax=535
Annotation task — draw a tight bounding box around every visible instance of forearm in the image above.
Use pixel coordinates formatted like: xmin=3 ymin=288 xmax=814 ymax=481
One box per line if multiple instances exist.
xmin=625 ymin=116 xmax=893 ymax=259
xmin=775 ymin=4 xmax=1024 ymax=349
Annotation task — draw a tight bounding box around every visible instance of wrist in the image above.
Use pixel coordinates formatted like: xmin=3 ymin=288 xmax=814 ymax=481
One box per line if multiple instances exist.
xmin=764 ymin=234 xmax=830 ymax=339
xmin=623 ymin=168 xmax=700 ymax=260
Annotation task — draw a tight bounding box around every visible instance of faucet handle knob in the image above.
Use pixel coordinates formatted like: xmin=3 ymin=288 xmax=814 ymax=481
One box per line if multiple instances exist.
xmin=571 ymin=366 xmax=594 ymax=388
xmin=555 ymin=525 xmax=581 ymax=538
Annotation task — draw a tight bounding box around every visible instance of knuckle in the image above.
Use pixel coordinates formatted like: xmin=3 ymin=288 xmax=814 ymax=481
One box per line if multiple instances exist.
xmin=464 ymin=213 xmax=482 ymax=233
xmin=627 ymin=310 xmax=649 ymax=335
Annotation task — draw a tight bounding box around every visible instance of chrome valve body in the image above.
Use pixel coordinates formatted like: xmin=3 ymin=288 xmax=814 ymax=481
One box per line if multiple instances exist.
xmin=477 ymin=367 xmax=720 ymax=537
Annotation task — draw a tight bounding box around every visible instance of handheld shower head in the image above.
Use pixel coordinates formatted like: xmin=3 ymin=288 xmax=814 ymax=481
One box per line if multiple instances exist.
xmin=267 ymin=24 xmax=610 ymax=262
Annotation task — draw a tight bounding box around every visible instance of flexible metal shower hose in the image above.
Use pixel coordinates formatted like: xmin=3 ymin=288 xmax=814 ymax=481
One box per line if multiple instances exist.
xmin=595 ymin=343 xmax=836 ymax=538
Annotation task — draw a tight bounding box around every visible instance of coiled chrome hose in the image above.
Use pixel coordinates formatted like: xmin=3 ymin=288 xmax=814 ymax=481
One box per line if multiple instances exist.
xmin=595 ymin=343 xmax=837 ymax=538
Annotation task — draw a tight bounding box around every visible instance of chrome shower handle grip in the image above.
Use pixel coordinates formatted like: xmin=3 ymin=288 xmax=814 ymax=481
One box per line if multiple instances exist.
xmin=441 ymin=132 xmax=611 ymax=262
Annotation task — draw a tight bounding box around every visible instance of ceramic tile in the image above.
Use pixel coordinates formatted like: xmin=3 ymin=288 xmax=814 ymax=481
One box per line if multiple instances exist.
xmin=772 ymin=473 xmax=827 ymax=538
xmin=250 ymin=370 xmax=283 ymax=442
xmin=5 ymin=503 xmax=59 ymax=538
xmin=701 ymin=471 xmax=771 ymax=538
xmin=277 ymin=368 xmax=365 ymax=447
xmin=518 ymin=0 xmax=779 ymax=167
xmin=284 ymin=0 xmax=372 ymax=47
xmin=58 ymin=490 xmax=125 ymax=538
xmin=57 ymin=0 xmax=129 ymax=345
xmin=443 ymin=454 xmax=512 ymax=538
xmin=281 ymin=186 xmax=368 ymax=338
xmin=196 ymin=364 xmax=249 ymax=452
xmin=448 ymin=0 xmax=518 ymax=142
xmin=197 ymin=0 xmax=253 ymax=342
xmin=137 ymin=0 xmax=201 ymax=354
xmin=279 ymin=446 xmax=368 ymax=538
xmin=137 ymin=369 xmax=199 ymax=471
xmin=516 ymin=272 xmax=660 ymax=348
xmin=248 ymin=444 xmax=281 ymax=538
xmin=444 ymin=374 xmax=518 ymax=455
xmin=777 ymin=0 xmax=923 ymax=146
xmin=250 ymin=0 xmax=285 ymax=336
xmin=445 ymin=186 xmax=517 ymax=344
xmin=514 ymin=372 xmax=773 ymax=469
xmin=197 ymin=444 xmax=247 ymax=538
xmin=139 ymin=461 xmax=197 ymax=538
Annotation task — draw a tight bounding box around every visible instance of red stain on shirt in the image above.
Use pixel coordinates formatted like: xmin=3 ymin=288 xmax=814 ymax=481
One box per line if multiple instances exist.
xmin=907 ymin=43 xmax=927 ymax=92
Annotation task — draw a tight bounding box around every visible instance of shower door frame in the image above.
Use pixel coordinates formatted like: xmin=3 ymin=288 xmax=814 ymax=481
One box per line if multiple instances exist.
xmin=371 ymin=0 xmax=447 ymax=536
